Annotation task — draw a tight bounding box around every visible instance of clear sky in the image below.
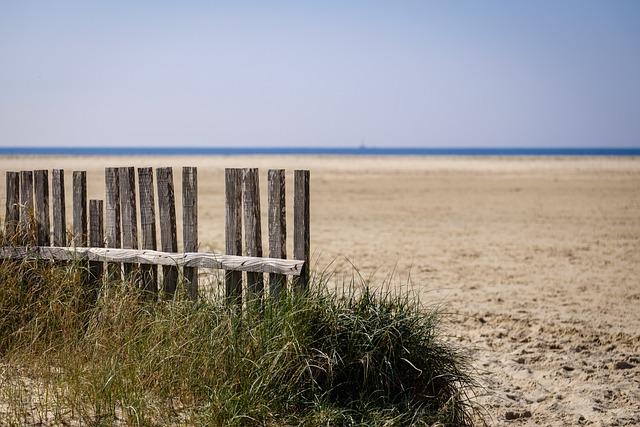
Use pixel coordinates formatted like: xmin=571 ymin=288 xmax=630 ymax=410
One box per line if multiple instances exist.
xmin=1 ymin=1 xmax=639 ymax=148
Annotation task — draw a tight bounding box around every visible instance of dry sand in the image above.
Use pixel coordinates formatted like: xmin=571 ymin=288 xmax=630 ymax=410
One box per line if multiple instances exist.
xmin=1 ymin=155 xmax=639 ymax=426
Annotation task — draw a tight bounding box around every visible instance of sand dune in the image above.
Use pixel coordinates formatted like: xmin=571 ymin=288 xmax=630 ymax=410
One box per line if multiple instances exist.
xmin=1 ymin=155 xmax=639 ymax=425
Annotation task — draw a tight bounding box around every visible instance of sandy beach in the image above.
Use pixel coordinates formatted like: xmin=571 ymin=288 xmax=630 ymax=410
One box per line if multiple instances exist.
xmin=1 ymin=155 xmax=639 ymax=425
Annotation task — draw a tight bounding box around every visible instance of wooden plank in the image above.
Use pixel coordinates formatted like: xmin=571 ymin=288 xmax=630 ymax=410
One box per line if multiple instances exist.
xmin=89 ymin=201 xmax=104 ymax=248
xmin=156 ymin=167 xmax=178 ymax=297
xmin=104 ymin=168 xmax=121 ymax=249
xmin=138 ymin=167 xmax=157 ymax=297
xmin=182 ymin=166 xmax=198 ymax=300
xmin=4 ymin=172 xmax=20 ymax=243
xmin=293 ymin=170 xmax=310 ymax=291
xmin=0 ymin=246 xmax=304 ymax=275
xmin=243 ymin=168 xmax=263 ymax=301
xmin=72 ymin=171 xmax=87 ymax=247
xmin=51 ymin=169 xmax=66 ymax=247
xmin=225 ymin=168 xmax=243 ymax=305
xmin=104 ymin=167 xmax=121 ymax=280
xmin=88 ymin=199 xmax=104 ymax=299
xmin=268 ymin=169 xmax=287 ymax=298
xmin=34 ymin=170 xmax=50 ymax=246
xmin=72 ymin=171 xmax=88 ymax=285
xmin=118 ymin=167 xmax=138 ymax=278
xmin=19 ymin=171 xmax=34 ymax=244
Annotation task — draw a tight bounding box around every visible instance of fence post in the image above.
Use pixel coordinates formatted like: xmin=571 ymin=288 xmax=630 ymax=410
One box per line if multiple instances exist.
xmin=182 ymin=167 xmax=198 ymax=300
xmin=225 ymin=168 xmax=243 ymax=306
xmin=243 ymin=168 xmax=264 ymax=302
xmin=52 ymin=169 xmax=66 ymax=247
xmin=119 ymin=167 xmax=138 ymax=280
xmin=34 ymin=170 xmax=50 ymax=246
xmin=72 ymin=171 xmax=88 ymax=285
xmin=138 ymin=167 xmax=158 ymax=298
xmin=4 ymin=172 xmax=20 ymax=244
xmin=293 ymin=170 xmax=310 ymax=292
xmin=19 ymin=171 xmax=34 ymax=245
xmin=156 ymin=167 xmax=178 ymax=298
xmin=72 ymin=171 xmax=87 ymax=247
xmin=105 ymin=167 xmax=121 ymax=280
xmin=89 ymin=199 xmax=104 ymax=301
xmin=268 ymin=169 xmax=286 ymax=298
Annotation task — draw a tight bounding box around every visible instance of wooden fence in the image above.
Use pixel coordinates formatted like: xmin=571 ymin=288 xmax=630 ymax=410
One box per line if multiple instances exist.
xmin=1 ymin=167 xmax=310 ymax=304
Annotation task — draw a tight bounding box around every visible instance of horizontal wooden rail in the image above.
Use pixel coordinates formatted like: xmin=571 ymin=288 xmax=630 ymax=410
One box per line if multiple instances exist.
xmin=0 ymin=246 xmax=304 ymax=276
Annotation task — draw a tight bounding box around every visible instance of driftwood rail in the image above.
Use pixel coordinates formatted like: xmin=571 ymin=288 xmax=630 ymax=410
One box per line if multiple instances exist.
xmin=1 ymin=166 xmax=310 ymax=305
xmin=0 ymin=246 xmax=303 ymax=276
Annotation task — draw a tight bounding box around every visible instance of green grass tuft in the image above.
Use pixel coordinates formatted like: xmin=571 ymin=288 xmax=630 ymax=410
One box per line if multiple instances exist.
xmin=0 ymin=258 xmax=481 ymax=426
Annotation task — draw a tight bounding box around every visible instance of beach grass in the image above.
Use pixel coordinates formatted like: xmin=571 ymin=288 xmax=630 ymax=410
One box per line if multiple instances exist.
xmin=0 ymin=258 xmax=480 ymax=426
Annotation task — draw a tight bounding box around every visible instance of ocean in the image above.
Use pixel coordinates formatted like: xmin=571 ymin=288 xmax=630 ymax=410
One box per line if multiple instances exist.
xmin=0 ymin=147 xmax=639 ymax=156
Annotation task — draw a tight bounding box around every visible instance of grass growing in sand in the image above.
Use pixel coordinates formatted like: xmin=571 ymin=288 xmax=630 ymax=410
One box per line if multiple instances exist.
xmin=0 ymin=258 xmax=480 ymax=426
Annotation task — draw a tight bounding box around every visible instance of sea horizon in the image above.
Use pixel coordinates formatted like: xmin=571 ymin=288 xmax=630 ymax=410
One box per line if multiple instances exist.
xmin=1 ymin=146 xmax=640 ymax=157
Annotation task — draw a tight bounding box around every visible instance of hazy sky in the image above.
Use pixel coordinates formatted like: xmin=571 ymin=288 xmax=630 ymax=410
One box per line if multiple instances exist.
xmin=1 ymin=1 xmax=639 ymax=148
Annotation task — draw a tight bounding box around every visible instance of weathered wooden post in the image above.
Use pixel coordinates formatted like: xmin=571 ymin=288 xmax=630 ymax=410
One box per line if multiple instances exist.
xmin=293 ymin=170 xmax=310 ymax=291
xmin=72 ymin=171 xmax=87 ymax=247
xmin=268 ymin=169 xmax=287 ymax=298
xmin=119 ymin=167 xmax=138 ymax=280
xmin=51 ymin=169 xmax=66 ymax=247
xmin=89 ymin=199 xmax=104 ymax=301
xmin=72 ymin=171 xmax=88 ymax=284
xmin=243 ymin=168 xmax=263 ymax=302
xmin=34 ymin=170 xmax=50 ymax=246
xmin=156 ymin=167 xmax=178 ymax=298
xmin=19 ymin=171 xmax=34 ymax=245
xmin=105 ymin=167 xmax=121 ymax=280
xmin=182 ymin=167 xmax=198 ymax=300
xmin=225 ymin=168 xmax=243 ymax=306
xmin=138 ymin=167 xmax=158 ymax=298
xmin=4 ymin=172 xmax=20 ymax=243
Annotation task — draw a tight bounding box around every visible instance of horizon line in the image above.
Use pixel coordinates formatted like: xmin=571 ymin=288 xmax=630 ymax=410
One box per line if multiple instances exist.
xmin=1 ymin=146 xmax=639 ymax=157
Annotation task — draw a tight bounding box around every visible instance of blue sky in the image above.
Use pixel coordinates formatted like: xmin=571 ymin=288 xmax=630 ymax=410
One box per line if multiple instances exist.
xmin=1 ymin=1 xmax=639 ymax=148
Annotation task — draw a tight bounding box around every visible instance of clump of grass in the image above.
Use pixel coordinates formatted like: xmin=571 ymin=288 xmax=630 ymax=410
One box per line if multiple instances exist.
xmin=0 ymin=258 xmax=480 ymax=426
